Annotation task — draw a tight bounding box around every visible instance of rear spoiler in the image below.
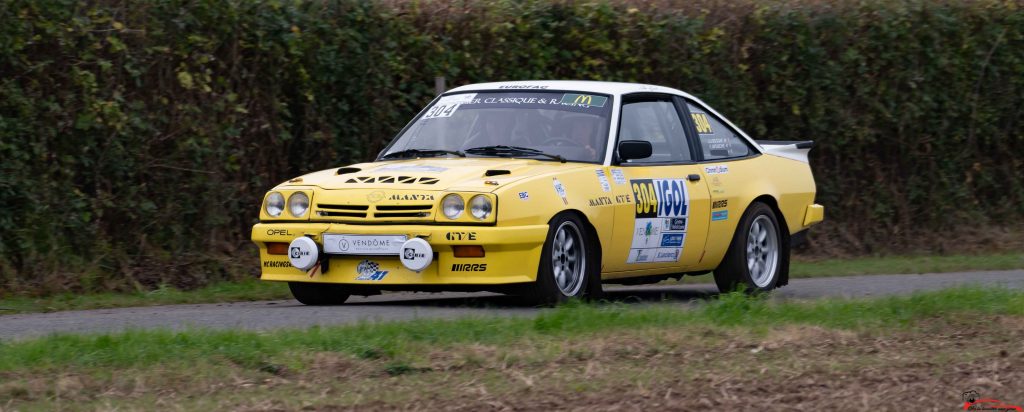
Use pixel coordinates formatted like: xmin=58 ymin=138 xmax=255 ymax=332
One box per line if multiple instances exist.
xmin=756 ymin=140 xmax=814 ymax=163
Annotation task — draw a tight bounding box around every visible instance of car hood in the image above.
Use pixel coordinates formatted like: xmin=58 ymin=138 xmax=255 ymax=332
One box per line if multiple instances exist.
xmin=281 ymin=158 xmax=591 ymax=192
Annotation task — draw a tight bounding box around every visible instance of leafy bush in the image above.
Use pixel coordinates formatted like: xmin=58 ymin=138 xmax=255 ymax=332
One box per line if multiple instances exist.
xmin=1 ymin=0 xmax=1021 ymax=294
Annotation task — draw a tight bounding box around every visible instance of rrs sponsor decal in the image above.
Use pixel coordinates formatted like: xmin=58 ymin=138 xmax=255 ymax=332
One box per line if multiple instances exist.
xmin=712 ymin=199 xmax=728 ymax=209
xmin=263 ymin=260 xmax=291 ymax=268
xmin=451 ymin=263 xmax=487 ymax=272
xmin=627 ymin=179 xmax=689 ymax=264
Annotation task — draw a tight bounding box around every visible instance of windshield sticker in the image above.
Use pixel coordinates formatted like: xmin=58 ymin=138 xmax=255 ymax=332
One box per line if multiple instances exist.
xmin=595 ymin=170 xmax=611 ymax=192
xmin=375 ymin=164 xmax=448 ymax=173
xmin=627 ymin=178 xmax=689 ymax=264
xmin=691 ymin=113 xmax=713 ymax=134
xmin=560 ymin=93 xmax=607 ymax=107
xmin=704 ymin=165 xmax=729 ymax=175
xmin=552 ymin=178 xmax=568 ymax=205
xmin=439 ymin=93 xmax=476 ymax=105
xmin=498 ymin=84 xmax=549 ymax=89
xmin=422 ymin=94 xmax=476 ymax=120
xmin=422 ymin=103 xmax=461 ymax=119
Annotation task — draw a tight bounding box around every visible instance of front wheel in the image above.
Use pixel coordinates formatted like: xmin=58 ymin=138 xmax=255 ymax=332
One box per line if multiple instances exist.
xmin=288 ymin=282 xmax=351 ymax=305
xmin=527 ymin=214 xmax=601 ymax=305
xmin=713 ymin=202 xmax=784 ymax=294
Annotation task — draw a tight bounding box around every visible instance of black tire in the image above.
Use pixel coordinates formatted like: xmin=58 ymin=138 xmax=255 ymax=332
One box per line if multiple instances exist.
xmin=713 ymin=202 xmax=784 ymax=294
xmin=288 ymin=282 xmax=351 ymax=305
xmin=526 ymin=213 xmax=602 ymax=306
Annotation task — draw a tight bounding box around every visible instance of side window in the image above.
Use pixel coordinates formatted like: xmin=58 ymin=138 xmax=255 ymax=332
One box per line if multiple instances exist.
xmin=618 ymin=100 xmax=691 ymax=163
xmin=686 ymin=102 xmax=751 ymax=160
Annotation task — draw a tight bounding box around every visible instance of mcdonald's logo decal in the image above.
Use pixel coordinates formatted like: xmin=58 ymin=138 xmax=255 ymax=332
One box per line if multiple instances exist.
xmin=560 ymin=93 xmax=607 ymax=107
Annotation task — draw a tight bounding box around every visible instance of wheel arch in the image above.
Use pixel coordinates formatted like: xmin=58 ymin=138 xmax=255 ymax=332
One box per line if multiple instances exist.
xmin=548 ymin=209 xmax=604 ymax=278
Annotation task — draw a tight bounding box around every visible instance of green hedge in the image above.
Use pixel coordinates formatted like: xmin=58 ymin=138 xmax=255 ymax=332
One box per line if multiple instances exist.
xmin=1 ymin=0 xmax=1022 ymax=294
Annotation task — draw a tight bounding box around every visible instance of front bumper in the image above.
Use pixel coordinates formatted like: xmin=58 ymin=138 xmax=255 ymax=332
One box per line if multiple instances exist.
xmin=251 ymin=223 xmax=548 ymax=285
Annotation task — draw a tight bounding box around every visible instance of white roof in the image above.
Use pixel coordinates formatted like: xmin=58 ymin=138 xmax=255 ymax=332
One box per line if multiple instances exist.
xmin=447 ymin=80 xmax=697 ymax=99
xmin=444 ymin=80 xmax=771 ymax=160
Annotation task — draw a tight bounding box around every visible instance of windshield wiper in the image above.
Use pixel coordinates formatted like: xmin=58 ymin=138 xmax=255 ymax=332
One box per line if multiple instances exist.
xmin=464 ymin=145 xmax=566 ymax=163
xmin=381 ymin=148 xmax=465 ymax=159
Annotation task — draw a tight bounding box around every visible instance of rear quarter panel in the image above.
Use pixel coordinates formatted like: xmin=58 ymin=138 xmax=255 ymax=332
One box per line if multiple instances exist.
xmin=697 ymin=154 xmax=817 ymax=270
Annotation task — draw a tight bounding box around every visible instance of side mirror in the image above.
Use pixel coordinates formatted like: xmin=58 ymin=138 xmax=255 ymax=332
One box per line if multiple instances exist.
xmin=618 ymin=140 xmax=652 ymax=161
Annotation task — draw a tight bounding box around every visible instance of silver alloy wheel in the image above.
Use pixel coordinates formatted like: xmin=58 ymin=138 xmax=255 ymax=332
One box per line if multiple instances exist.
xmin=746 ymin=215 xmax=779 ymax=288
xmin=551 ymin=220 xmax=585 ymax=296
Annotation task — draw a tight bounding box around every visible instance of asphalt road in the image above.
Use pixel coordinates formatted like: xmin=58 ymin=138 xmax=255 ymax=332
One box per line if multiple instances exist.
xmin=1 ymin=270 xmax=1023 ymax=341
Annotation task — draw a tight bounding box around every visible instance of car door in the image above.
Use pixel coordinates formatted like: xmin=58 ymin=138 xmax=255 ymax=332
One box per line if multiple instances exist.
xmin=602 ymin=95 xmax=711 ymax=276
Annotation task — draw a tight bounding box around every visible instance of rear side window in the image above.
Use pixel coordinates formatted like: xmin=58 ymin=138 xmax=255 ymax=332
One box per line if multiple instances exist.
xmin=686 ymin=102 xmax=751 ymax=160
xmin=618 ymin=100 xmax=691 ymax=163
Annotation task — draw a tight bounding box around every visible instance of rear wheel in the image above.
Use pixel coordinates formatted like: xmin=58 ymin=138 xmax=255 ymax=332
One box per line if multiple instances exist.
xmin=714 ymin=202 xmax=783 ymax=294
xmin=527 ymin=214 xmax=602 ymax=305
xmin=288 ymin=282 xmax=351 ymax=305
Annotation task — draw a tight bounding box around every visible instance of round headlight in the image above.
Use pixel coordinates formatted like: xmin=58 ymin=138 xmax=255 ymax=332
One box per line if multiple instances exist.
xmin=265 ymin=192 xmax=285 ymax=217
xmin=441 ymin=194 xmax=464 ymax=219
xmin=469 ymin=195 xmax=492 ymax=220
xmin=288 ymin=192 xmax=309 ymax=217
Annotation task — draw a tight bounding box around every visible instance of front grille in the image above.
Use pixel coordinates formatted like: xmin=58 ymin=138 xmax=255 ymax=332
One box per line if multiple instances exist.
xmin=314 ymin=203 xmax=433 ymax=222
xmin=316 ymin=204 xmax=370 ymax=218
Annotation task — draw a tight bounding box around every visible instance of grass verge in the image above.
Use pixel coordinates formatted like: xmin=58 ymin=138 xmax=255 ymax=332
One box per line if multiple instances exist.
xmin=1 ymin=252 xmax=1021 ymax=315
xmin=0 ymin=279 xmax=289 ymax=315
xmin=1 ymin=287 xmax=1023 ymax=410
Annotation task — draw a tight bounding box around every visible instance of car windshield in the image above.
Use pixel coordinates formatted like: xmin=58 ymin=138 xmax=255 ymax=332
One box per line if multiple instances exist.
xmin=381 ymin=91 xmax=612 ymax=163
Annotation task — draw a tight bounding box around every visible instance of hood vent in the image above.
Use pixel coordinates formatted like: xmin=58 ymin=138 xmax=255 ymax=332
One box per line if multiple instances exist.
xmin=485 ymin=169 xmax=511 ymax=176
xmin=337 ymin=167 xmax=361 ymax=175
xmin=344 ymin=175 xmax=439 ymax=185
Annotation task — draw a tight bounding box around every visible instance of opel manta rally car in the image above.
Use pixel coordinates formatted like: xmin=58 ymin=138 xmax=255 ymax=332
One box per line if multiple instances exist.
xmin=252 ymin=81 xmax=824 ymax=305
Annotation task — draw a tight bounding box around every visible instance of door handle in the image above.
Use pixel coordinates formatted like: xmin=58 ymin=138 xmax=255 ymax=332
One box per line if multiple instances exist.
xmin=687 ymin=174 xmax=701 ymax=182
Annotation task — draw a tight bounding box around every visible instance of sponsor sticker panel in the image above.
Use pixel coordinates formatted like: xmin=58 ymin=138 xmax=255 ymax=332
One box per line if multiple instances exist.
xmin=626 ymin=178 xmax=690 ymax=264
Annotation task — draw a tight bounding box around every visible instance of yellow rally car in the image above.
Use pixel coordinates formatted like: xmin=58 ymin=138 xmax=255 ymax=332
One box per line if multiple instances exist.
xmin=252 ymin=81 xmax=824 ymax=305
